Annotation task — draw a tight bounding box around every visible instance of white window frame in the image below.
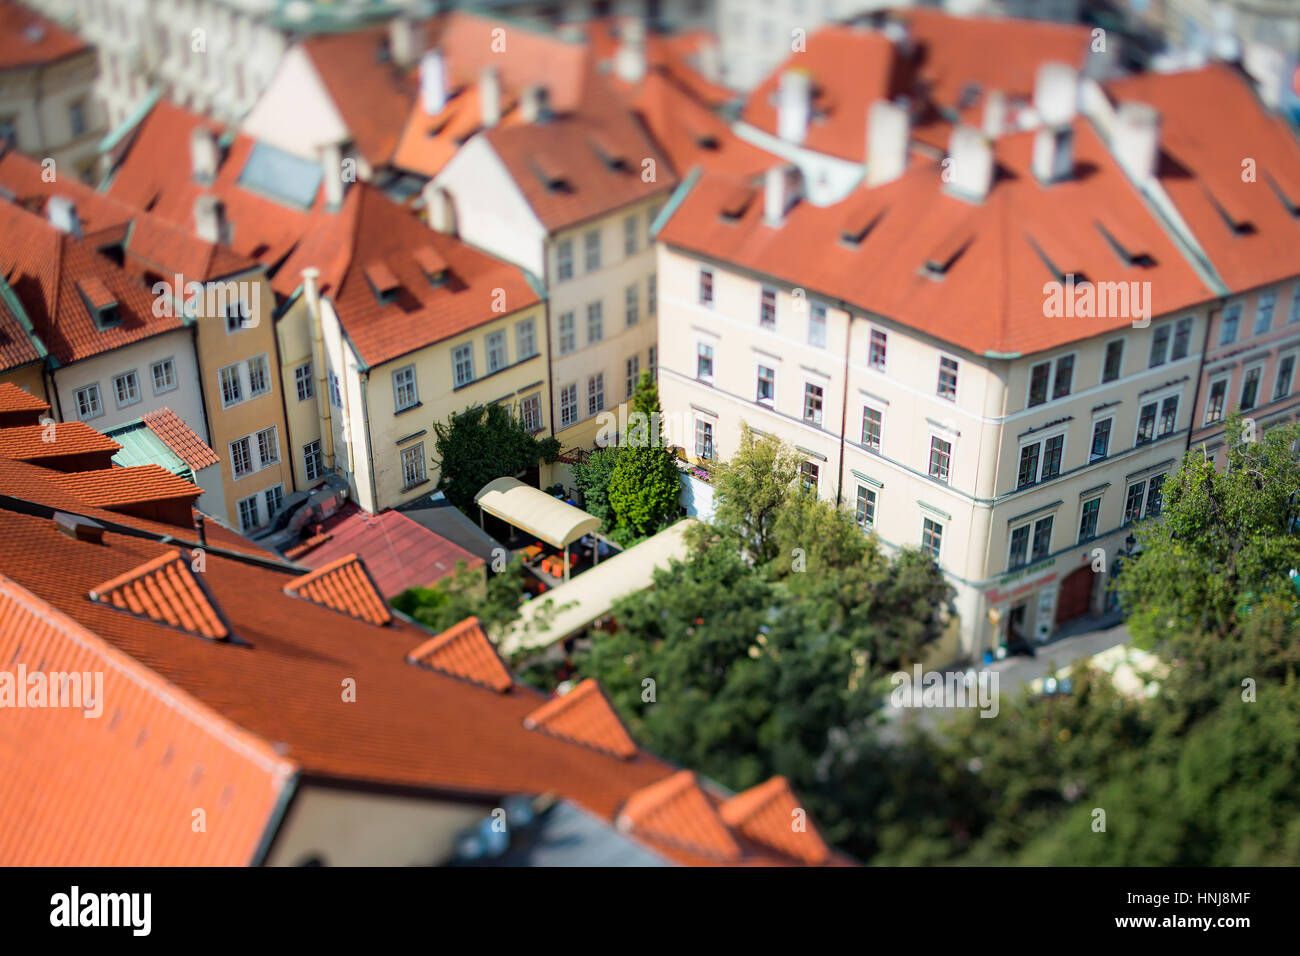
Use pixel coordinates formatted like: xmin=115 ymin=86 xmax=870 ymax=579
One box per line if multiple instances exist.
xmin=400 ymin=442 xmax=427 ymax=489
xmin=151 ymin=357 xmax=178 ymax=395
xmin=1203 ymin=372 xmax=1231 ymax=425
xmin=1016 ymin=428 xmax=1067 ymax=488
xmin=1274 ymin=349 xmax=1298 ymax=402
xmin=74 ymin=383 xmax=102 ymax=420
xmin=1077 ymin=494 xmax=1103 ymax=543
xmin=556 ymin=238 xmax=573 ymax=281
xmin=586 ymin=301 xmax=603 ymax=345
xmin=516 ymin=318 xmax=537 ymax=360
xmin=1089 ymin=415 xmax=1113 ymax=463
xmin=236 ymin=494 xmax=260 ymax=533
xmin=303 ymin=440 xmax=323 ymax=482
xmin=855 ymin=485 xmax=877 ymax=528
xmin=230 ymin=436 xmax=254 ymax=480
xmin=393 ymin=365 xmax=418 ymax=411
xmin=294 ymin=362 xmax=314 ymax=403
xmin=868 ymin=328 xmax=887 ymax=371
xmin=927 ymin=433 xmax=952 ymax=484
xmin=519 ymin=393 xmax=542 ymax=433
xmin=1253 ymin=291 xmax=1277 ymax=336
xmin=486 ymin=330 xmax=507 ymax=374
xmin=1100 ymin=337 xmax=1124 ymax=384
xmin=756 ymin=363 xmax=776 ymax=406
xmin=247 ymin=353 xmax=271 ymax=398
xmin=921 ymin=517 xmax=944 ymax=561
xmin=584 ymin=229 xmax=601 ymax=272
xmin=113 ymin=370 xmax=141 ymax=409
xmin=264 ymin=483 xmax=285 ymax=520
xmin=558 ymin=311 xmax=576 ymax=355
xmin=452 ymin=344 xmax=475 ymax=388
xmin=697 ymin=342 xmax=714 ymax=383
xmin=559 ymin=383 xmax=578 ymax=428
xmin=1239 ymin=363 xmax=1264 ymax=412
xmin=937 ymin=355 xmax=959 ymax=401
xmin=808 ymin=301 xmax=827 ymax=348
xmin=586 ymin=372 xmax=605 ymax=418
xmin=1026 ymin=351 xmax=1077 ymax=408
xmin=219 ymin=362 xmax=244 ymax=408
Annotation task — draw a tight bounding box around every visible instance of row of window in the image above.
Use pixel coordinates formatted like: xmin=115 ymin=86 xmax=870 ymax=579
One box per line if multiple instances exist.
xmin=229 ymin=425 xmax=279 ymax=480
xmin=557 ymin=277 xmax=656 ymax=358
xmin=381 ymin=319 xmax=539 ymax=411
xmin=1219 ymin=285 xmax=1300 ymax=346
xmin=73 ymin=358 xmax=178 ymax=420
xmin=559 ymin=348 xmax=657 ymax=429
xmin=1204 ymin=354 xmax=1296 ymax=423
xmin=219 ymin=354 xmax=271 ymax=409
xmin=236 ymin=483 xmax=285 ymax=534
xmin=555 ymin=207 xmax=661 ymax=282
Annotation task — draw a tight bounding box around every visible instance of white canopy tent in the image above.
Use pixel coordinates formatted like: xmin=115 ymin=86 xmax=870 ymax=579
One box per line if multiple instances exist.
xmin=474 ymin=476 xmax=601 ymax=580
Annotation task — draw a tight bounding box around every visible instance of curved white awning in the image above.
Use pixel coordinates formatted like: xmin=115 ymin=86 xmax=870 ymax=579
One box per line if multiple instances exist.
xmin=474 ymin=476 xmax=600 ymax=548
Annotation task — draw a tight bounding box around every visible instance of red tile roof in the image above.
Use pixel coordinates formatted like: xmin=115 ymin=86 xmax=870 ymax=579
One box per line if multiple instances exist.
xmin=142 ymin=407 xmax=220 ymax=471
xmin=290 ymin=503 xmax=483 ymax=596
xmin=0 ymin=276 xmax=43 ymax=373
xmin=720 ymin=776 xmax=832 ymax=865
xmin=0 ymin=381 xmax=48 ymax=418
xmin=0 ymin=573 xmax=293 ymax=865
xmin=0 ymin=421 xmax=119 ymax=462
xmin=283 ymin=553 xmax=393 ymax=626
xmin=617 ymin=770 xmax=743 ymax=862
xmin=0 ymin=1 xmax=88 ymax=70
xmin=659 ymin=119 xmax=1216 ymax=358
xmin=406 ymin=616 xmax=513 ymax=692
xmin=89 ymin=550 xmax=231 ymax=640
xmin=48 ymin=465 xmax=203 ymax=510
xmin=1105 ymin=64 xmax=1300 ymax=294
xmin=524 ymin=678 xmax=638 ymax=759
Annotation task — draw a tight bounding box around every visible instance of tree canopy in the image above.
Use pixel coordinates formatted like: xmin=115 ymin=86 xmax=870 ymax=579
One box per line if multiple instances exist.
xmin=431 ymin=403 xmax=560 ymax=513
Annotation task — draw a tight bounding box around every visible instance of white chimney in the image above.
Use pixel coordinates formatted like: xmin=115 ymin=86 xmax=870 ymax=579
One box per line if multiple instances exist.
xmin=520 ymin=84 xmax=549 ymax=124
xmin=1113 ymin=102 xmax=1161 ymax=184
xmin=190 ymin=126 xmax=218 ymax=183
xmin=866 ymin=100 xmax=909 ymax=188
xmin=777 ymin=70 xmax=811 ymax=145
xmin=419 ymin=50 xmax=447 ymax=115
xmin=615 ymin=18 xmax=647 ymax=84
xmin=694 ymin=40 xmax=720 ymax=83
xmin=982 ymin=90 xmax=1008 ymax=138
xmin=389 ymin=16 xmax=419 ymax=69
xmin=423 ymin=182 xmax=457 ymax=235
xmin=1033 ymin=62 xmax=1078 ymax=127
xmin=480 ymin=66 xmax=501 ymax=128
xmin=194 ymin=194 xmax=228 ymax=244
xmin=946 ymin=125 xmax=993 ymax=202
xmin=46 ymin=196 xmax=81 ymax=236
xmin=1032 ymin=125 xmax=1075 ymax=184
xmin=764 ymin=164 xmax=803 ymax=227
xmin=320 ymin=143 xmax=344 ymax=210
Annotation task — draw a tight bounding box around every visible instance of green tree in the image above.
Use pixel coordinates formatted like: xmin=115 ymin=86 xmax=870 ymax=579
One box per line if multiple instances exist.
xmin=391 ymin=559 xmax=527 ymax=635
xmin=431 ymin=404 xmax=560 ymax=513
xmin=571 ymin=447 xmax=621 ymax=528
xmin=705 ymin=423 xmax=801 ymax=565
xmin=606 ymin=372 xmax=681 ymax=541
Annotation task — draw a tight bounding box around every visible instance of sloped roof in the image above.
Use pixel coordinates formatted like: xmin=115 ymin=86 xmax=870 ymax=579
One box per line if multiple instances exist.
xmin=47 ymin=465 xmax=203 ymax=510
xmin=0 ymin=1 xmax=88 ymax=70
xmin=617 ymin=770 xmax=743 ymax=862
xmin=142 ymin=407 xmax=220 ymax=471
xmin=0 ymin=381 xmax=47 ymax=418
xmin=0 ymin=421 xmax=119 ymax=463
xmin=0 ymin=275 xmax=43 ymax=373
xmin=720 ymin=776 xmax=832 ymax=865
xmin=283 ymin=553 xmax=393 ymax=626
xmin=524 ymin=679 xmax=638 ymax=759
xmin=406 ymin=616 xmax=512 ymax=692
xmin=89 ymin=550 xmax=231 ymax=640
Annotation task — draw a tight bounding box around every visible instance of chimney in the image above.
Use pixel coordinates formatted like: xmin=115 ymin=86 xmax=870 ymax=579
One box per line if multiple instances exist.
xmin=764 ymin=164 xmax=803 ymax=227
xmin=46 ymin=195 xmax=81 ymax=236
xmin=423 ymin=182 xmax=457 ymax=235
xmin=982 ymin=90 xmax=1008 ymax=138
xmin=1032 ymin=62 xmax=1078 ymax=127
xmin=882 ymin=17 xmax=913 ymax=56
xmin=190 ymin=125 xmax=218 ymax=183
xmin=1113 ymin=102 xmax=1160 ymax=184
xmin=695 ymin=40 xmax=720 ymax=83
xmin=520 ymin=84 xmax=550 ymax=124
xmin=777 ymin=69 xmax=811 ymax=145
xmin=1032 ymin=125 xmax=1075 ymax=184
xmin=194 ymin=194 xmax=228 ymax=244
xmin=54 ymin=512 xmax=104 ymax=545
xmin=320 ymin=142 xmax=344 ymax=210
xmin=389 ymin=16 xmax=420 ymax=69
xmin=615 ymin=18 xmax=647 ymax=84
xmin=945 ymin=125 xmax=993 ymax=202
xmin=480 ymin=66 xmax=501 ymax=128
xmin=195 ymin=512 xmax=207 ymax=547
xmin=419 ymin=50 xmax=447 ymax=115
xmin=865 ymin=100 xmax=909 ymax=188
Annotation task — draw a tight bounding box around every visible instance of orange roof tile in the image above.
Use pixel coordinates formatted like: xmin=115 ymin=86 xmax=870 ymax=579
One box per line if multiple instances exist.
xmin=0 ymin=277 xmax=43 ymax=373
xmin=524 ymin=678 xmax=638 ymax=759
xmin=0 ymin=421 xmax=120 ymax=462
xmin=617 ymin=770 xmax=743 ymax=861
xmin=283 ymin=553 xmax=392 ymax=626
xmin=720 ymin=776 xmax=832 ymax=865
xmin=0 ymin=381 xmax=48 ymax=417
xmin=89 ymin=550 xmax=230 ymax=640
xmin=406 ymin=616 xmax=513 ymax=692
xmin=0 ymin=1 xmax=88 ymax=70
xmin=142 ymin=407 xmax=220 ymax=471
xmin=47 ymin=465 xmax=203 ymax=509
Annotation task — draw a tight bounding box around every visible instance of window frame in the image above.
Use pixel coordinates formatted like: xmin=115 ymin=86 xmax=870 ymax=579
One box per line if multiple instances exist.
xmin=294 ymin=362 xmax=314 ymax=403
xmin=937 ymin=356 xmax=959 ymax=401
xmin=400 ymin=442 xmax=427 ymax=490
xmin=1101 ymin=338 xmax=1124 ymax=383
xmin=393 ymin=364 xmax=419 ymax=411
xmin=74 ymin=383 xmax=102 ymax=420
xmin=151 ymin=357 xmax=178 ymax=395
xmin=112 ymin=369 xmax=141 ymax=409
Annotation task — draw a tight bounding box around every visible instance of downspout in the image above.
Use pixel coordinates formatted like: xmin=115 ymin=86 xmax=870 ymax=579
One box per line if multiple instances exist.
xmin=835 ymin=311 xmax=851 ymax=507
xmin=1186 ymin=303 xmax=1220 ymax=454
xmin=302 ymin=267 xmax=334 ymax=473
xmin=359 ymin=370 xmax=377 ymax=512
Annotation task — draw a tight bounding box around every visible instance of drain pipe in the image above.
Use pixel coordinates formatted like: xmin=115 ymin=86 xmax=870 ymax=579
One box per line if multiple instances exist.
xmin=302 ymin=267 xmax=334 ymax=473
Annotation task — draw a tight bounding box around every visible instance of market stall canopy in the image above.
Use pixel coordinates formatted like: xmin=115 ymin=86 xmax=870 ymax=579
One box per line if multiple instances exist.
xmin=474 ymin=476 xmax=601 ymax=548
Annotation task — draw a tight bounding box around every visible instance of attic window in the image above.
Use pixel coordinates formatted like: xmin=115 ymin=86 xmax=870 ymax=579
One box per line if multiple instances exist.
xmin=841 ymin=200 xmax=887 ymax=245
xmin=959 ymin=83 xmax=982 ymax=110
xmin=1095 ymin=221 xmax=1154 ymax=268
xmin=1205 ymin=187 xmax=1253 ymax=235
xmin=923 ymin=232 xmax=972 ymax=279
xmin=364 ymin=261 xmax=401 ymax=302
xmin=78 ymin=277 xmax=122 ymax=329
xmin=1265 ymin=174 xmax=1300 ymax=218
xmin=532 ymin=153 xmax=570 ymax=191
xmin=413 ymin=245 xmax=449 ymax=285
xmin=588 ymin=133 xmax=628 ymax=170
xmin=1025 ymin=234 xmax=1074 ymax=284
xmin=719 ymin=186 xmax=756 ymax=221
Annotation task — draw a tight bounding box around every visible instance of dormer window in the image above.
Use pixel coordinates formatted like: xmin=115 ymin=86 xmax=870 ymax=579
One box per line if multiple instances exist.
xmin=412 ymin=246 xmax=449 ymax=286
xmin=364 ymin=261 xmax=401 ymax=303
xmin=589 ymin=133 xmax=628 ymax=170
xmin=78 ymin=278 xmax=121 ymax=330
xmin=532 ymin=153 xmax=571 ymax=192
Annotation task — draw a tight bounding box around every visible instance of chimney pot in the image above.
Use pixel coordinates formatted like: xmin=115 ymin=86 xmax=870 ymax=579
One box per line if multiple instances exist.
xmin=193 ymin=194 xmax=228 ymax=244
xmin=190 ymin=126 xmax=218 ymax=183
xmin=615 ymin=18 xmax=647 ymax=83
xmin=422 ymin=182 xmax=457 ymax=235
xmin=982 ymin=90 xmax=1008 ymax=138
xmin=764 ymin=164 xmax=803 ymax=227
xmin=480 ymin=66 xmax=501 ymax=128
xmin=1032 ymin=62 xmax=1079 ymax=128
xmin=1114 ymin=101 xmax=1161 ymax=184
xmin=945 ymin=125 xmax=994 ymax=202
xmin=1032 ymin=125 xmax=1075 ymax=184
xmin=419 ymin=50 xmax=447 ymax=115
xmin=866 ymin=100 xmax=909 ymax=188
xmin=54 ymin=512 xmax=104 ymax=544
xmin=46 ymin=195 xmax=81 ymax=236
xmin=389 ymin=16 xmax=420 ymax=69
xmin=320 ymin=143 xmax=344 ymax=210
xmin=777 ymin=70 xmax=812 ymax=145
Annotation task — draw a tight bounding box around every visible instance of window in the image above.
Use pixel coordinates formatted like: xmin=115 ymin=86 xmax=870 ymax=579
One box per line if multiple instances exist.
xmin=304 ymin=440 xmax=323 ymax=482
xmin=624 ymin=214 xmax=638 ymax=256
xmin=1219 ymin=303 xmax=1241 ymax=345
xmin=265 ymin=484 xmax=285 ymax=519
xmin=231 ymin=437 xmax=253 ymax=479
xmin=151 ymin=358 xmax=177 ymax=394
xmin=760 ymin=287 xmax=776 ymax=328
xmin=1136 ymin=401 xmax=1157 ymax=444
xmin=647 ymin=273 xmax=657 ymax=316
xmin=452 ymin=344 xmax=474 ymax=388
xmin=1290 ymin=285 xmax=1300 ymax=324
xmin=699 ymin=268 xmax=714 ymax=305
xmin=1017 ymin=442 xmax=1041 ymax=488
xmin=1275 ymin=354 xmax=1296 ymax=401
xmin=486 ymin=331 xmax=507 ymax=374
xmin=328 ymin=370 xmax=342 ymax=408
xmin=401 ymin=443 xmax=427 ymax=489
xmin=256 ymin=427 xmax=279 ymax=467
xmin=800 ymin=461 xmax=819 ymax=496
xmin=74 ymin=384 xmax=102 ymax=420
xmin=559 ymin=384 xmax=578 ymax=427
xmin=516 ymin=318 xmax=537 ymax=360
xmin=869 ymin=330 xmax=887 ymax=371
xmin=220 ymin=364 xmax=243 ymax=407
xmin=862 ymin=406 xmax=882 ymax=450
xmin=559 ymin=312 xmax=576 ymax=355
xmin=625 ymin=284 xmax=639 ymax=326
xmin=556 ymin=238 xmax=573 ymax=281
xmin=646 ymin=205 xmax=660 ymax=245
xmin=70 ymin=100 xmax=87 ymax=137
xmin=1240 ymin=365 xmax=1262 ymax=411
xmin=1102 ymin=339 xmax=1124 ymax=383
xmin=1031 ymin=516 xmax=1053 ymax=560
xmin=1078 ymin=497 xmax=1101 ymax=542
xmin=1018 ymin=432 xmax=1063 ymax=487
xmin=696 ymin=343 xmax=714 ymax=381
xmin=1171 ymin=317 xmax=1193 ymax=360
xmin=247 ymin=355 xmax=270 ymax=397
xmin=1149 ymin=323 xmax=1173 ymax=367
xmin=648 ymin=345 xmax=657 ymax=376
xmin=1158 ymin=395 xmax=1178 ymax=436
xmin=586 ymin=301 xmax=603 ymax=344
xmin=584 ymin=229 xmax=601 ymax=271
xmin=1124 ymin=480 xmax=1146 ymax=524
xmin=520 ymin=393 xmax=542 ymax=432
xmin=1052 ymin=355 xmax=1074 ymax=399
xmin=1040 ymin=434 xmax=1063 ymax=480
xmin=695 ymin=420 xmax=714 ymax=460
xmin=1090 ymin=418 xmax=1112 ymax=462
xmin=391 ymin=365 xmax=417 ymax=411
xmin=922 ymin=518 xmax=943 ymax=559
xmin=237 ymin=495 xmax=259 ymax=533
xmin=937 ymin=357 xmax=958 ymax=400
xmin=929 ymin=436 xmax=951 ymax=483
xmin=1030 ymin=355 xmax=1074 ymax=405
xmin=587 ymin=373 xmax=604 ymax=417
xmin=1205 ymin=376 xmax=1228 ymax=424
xmin=1254 ymin=293 xmax=1276 ymax=335
xmin=757 ymin=365 xmax=775 ymax=404
xmin=113 ymin=371 xmax=140 ymax=408
xmin=809 ymin=303 xmax=827 ymax=347
xmin=1008 ymin=525 xmax=1030 ymax=569
xmin=294 ymin=362 xmax=314 ymax=402
xmin=1028 ymin=362 xmax=1050 ymax=407
xmin=626 ymin=355 xmax=640 ymax=398
xmin=855 ymin=486 xmax=877 ymax=527
xmin=803 ymin=382 xmax=824 ymax=426
xmin=1145 ymin=474 xmax=1165 ymax=518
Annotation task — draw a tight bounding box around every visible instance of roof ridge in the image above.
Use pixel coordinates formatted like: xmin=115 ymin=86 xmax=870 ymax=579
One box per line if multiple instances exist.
xmin=283 ymin=552 xmax=393 ymax=626
xmin=406 ymin=615 xmax=513 ymax=692
xmin=719 ymin=775 xmax=832 ymax=865
xmin=89 ymin=549 xmax=232 ymax=640
xmin=616 ymin=769 xmax=742 ymax=861
xmin=523 ymin=677 xmax=638 ymax=759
